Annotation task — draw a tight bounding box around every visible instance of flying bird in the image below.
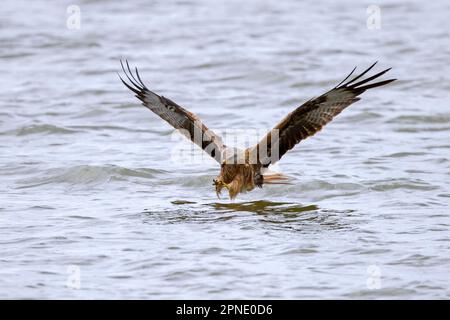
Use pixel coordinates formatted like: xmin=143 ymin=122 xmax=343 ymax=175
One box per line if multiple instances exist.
xmin=119 ymin=61 xmax=395 ymax=199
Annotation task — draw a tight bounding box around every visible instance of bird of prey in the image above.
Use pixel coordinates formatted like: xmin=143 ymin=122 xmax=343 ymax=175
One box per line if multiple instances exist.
xmin=119 ymin=61 xmax=395 ymax=199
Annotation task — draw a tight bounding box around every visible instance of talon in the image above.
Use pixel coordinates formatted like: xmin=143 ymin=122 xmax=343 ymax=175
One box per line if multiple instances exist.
xmin=221 ymin=181 xmax=230 ymax=188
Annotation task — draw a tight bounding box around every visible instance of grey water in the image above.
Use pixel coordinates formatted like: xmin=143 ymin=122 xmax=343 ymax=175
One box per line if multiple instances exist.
xmin=1 ymin=0 xmax=450 ymax=299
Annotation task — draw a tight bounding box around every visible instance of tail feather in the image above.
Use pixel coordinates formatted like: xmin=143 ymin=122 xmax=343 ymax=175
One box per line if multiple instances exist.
xmin=263 ymin=173 xmax=293 ymax=185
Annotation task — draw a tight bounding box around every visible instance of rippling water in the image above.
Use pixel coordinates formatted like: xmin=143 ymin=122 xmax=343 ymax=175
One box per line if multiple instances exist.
xmin=1 ymin=0 xmax=450 ymax=299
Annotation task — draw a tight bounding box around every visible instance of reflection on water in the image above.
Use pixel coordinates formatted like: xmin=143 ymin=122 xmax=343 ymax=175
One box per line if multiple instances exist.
xmin=143 ymin=200 xmax=352 ymax=233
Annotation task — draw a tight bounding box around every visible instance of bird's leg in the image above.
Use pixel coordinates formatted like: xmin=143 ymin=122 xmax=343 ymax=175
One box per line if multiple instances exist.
xmin=222 ymin=182 xmax=231 ymax=189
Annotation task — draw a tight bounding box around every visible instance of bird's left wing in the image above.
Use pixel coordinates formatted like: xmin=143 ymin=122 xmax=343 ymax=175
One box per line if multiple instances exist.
xmin=119 ymin=61 xmax=226 ymax=163
xmin=249 ymin=62 xmax=396 ymax=167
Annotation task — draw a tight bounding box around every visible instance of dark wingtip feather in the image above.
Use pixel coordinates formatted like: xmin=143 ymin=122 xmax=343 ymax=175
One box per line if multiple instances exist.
xmin=122 ymin=61 xmax=142 ymax=90
xmin=125 ymin=60 xmax=141 ymax=87
xmin=118 ymin=73 xmax=141 ymax=95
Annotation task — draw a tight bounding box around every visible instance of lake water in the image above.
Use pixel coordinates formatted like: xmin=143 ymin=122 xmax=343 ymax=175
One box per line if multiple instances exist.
xmin=1 ymin=0 xmax=449 ymax=299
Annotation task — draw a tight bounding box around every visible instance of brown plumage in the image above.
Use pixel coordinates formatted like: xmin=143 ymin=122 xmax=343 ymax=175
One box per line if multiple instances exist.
xmin=119 ymin=61 xmax=396 ymax=199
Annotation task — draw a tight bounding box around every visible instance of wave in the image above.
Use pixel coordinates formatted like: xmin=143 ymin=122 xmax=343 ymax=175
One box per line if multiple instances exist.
xmin=368 ymin=178 xmax=438 ymax=192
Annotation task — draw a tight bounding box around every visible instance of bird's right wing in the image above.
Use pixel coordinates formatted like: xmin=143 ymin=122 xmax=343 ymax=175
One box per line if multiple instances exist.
xmin=249 ymin=62 xmax=396 ymax=167
xmin=119 ymin=61 xmax=226 ymax=163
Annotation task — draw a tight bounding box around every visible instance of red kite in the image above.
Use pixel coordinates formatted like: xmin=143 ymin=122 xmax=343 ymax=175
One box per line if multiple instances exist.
xmin=119 ymin=61 xmax=395 ymax=199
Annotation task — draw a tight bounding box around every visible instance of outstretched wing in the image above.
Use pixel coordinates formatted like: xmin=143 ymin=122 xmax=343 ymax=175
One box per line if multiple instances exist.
xmin=250 ymin=62 xmax=396 ymax=167
xmin=119 ymin=60 xmax=226 ymax=163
